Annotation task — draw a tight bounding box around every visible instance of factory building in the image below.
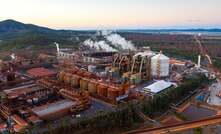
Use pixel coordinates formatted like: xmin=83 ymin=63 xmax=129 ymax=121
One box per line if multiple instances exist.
xmin=143 ymin=80 xmax=177 ymax=97
xmin=57 ymin=51 xmax=76 ymax=60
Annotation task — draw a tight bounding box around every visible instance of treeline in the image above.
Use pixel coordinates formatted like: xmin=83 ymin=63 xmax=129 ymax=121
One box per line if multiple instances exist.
xmin=214 ymin=58 xmax=221 ymax=72
xmin=141 ymin=75 xmax=209 ymax=117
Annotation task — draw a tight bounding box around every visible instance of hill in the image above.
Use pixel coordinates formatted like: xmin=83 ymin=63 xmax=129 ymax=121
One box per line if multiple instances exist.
xmin=0 ymin=20 xmax=93 ymax=51
xmin=0 ymin=19 xmax=55 ymax=39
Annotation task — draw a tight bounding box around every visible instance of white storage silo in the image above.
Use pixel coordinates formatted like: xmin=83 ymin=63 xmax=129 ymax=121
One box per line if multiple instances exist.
xmin=151 ymin=53 xmax=169 ymax=78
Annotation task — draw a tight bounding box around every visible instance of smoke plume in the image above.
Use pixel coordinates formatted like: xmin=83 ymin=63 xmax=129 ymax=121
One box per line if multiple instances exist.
xmin=83 ymin=30 xmax=136 ymax=52
xmin=83 ymin=39 xmax=117 ymax=52
xmin=105 ymin=34 xmax=135 ymax=50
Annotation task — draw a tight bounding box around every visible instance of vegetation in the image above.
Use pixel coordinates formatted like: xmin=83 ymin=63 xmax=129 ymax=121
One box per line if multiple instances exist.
xmin=0 ymin=19 xmax=93 ymax=51
xmin=214 ymin=58 xmax=221 ymax=72
xmin=194 ymin=127 xmax=202 ymax=134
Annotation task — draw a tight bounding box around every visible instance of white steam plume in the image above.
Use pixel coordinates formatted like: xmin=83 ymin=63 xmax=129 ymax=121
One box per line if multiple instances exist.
xmin=83 ymin=30 xmax=136 ymax=51
xmin=83 ymin=39 xmax=117 ymax=52
xmin=105 ymin=34 xmax=135 ymax=50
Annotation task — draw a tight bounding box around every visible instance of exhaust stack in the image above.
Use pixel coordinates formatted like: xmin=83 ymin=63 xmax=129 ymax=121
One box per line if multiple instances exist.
xmin=55 ymin=42 xmax=60 ymax=54
xmin=197 ymin=55 xmax=201 ymax=68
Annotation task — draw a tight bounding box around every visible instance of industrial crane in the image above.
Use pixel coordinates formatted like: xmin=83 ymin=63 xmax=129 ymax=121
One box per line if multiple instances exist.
xmin=194 ymin=34 xmax=221 ymax=79
xmin=194 ymin=34 xmax=213 ymax=66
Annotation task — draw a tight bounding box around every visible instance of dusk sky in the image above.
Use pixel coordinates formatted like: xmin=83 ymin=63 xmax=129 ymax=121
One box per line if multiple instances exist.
xmin=0 ymin=0 xmax=220 ymax=29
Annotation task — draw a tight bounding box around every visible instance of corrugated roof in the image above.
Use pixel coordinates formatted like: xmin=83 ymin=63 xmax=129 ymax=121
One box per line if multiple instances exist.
xmin=31 ymin=99 xmax=76 ymax=117
xmin=143 ymin=80 xmax=174 ymax=94
xmin=27 ymin=67 xmax=56 ymax=77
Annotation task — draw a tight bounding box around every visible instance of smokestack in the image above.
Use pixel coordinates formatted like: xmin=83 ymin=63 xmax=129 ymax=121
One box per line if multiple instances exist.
xmin=198 ymin=55 xmax=201 ymax=68
xmin=55 ymin=42 xmax=60 ymax=53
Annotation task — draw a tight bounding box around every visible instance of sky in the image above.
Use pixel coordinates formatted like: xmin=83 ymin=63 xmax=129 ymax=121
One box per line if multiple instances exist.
xmin=0 ymin=0 xmax=221 ymax=30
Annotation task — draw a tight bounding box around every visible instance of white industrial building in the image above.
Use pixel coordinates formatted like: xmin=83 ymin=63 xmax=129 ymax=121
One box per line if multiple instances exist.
xmin=143 ymin=80 xmax=177 ymax=96
xmin=151 ymin=53 xmax=170 ymax=78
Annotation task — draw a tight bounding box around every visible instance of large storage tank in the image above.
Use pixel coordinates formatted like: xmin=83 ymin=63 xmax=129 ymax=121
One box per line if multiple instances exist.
xmin=88 ymin=80 xmax=98 ymax=94
xmin=58 ymin=71 xmax=65 ymax=82
xmin=97 ymin=83 xmax=108 ymax=97
xmin=107 ymin=87 xmax=119 ymax=100
xmin=151 ymin=53 xmax=169 ymax=78
xmin=80 ymin=78 xmax=89 ymax=90
xmin=63 ymin=73 xmax=72 ymax=84
xmin=71 ymin=75 xmax=80 ymax=87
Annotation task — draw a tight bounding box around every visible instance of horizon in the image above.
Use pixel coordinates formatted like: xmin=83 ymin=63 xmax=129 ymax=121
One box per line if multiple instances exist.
xmin=0 ymin=0 xmax=221 ymax=30
xmin=2 ymin=19 xmax=221 ymax=31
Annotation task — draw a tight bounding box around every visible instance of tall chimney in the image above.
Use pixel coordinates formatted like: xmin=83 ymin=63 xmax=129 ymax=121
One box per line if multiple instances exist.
xmin=198 ymin=55 xmax=201 ymax=68
xmin=55 ymin=42 xmax=60 ymax=53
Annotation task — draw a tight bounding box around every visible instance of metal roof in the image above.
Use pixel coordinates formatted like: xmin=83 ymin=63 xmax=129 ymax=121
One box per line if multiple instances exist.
xmin=143 ymin=80 xmax=175 ymax=94
xmin=31 ymin=99 xmax=76 ymax=117
xmin=27 ymin=67 xmax=56 ymax=77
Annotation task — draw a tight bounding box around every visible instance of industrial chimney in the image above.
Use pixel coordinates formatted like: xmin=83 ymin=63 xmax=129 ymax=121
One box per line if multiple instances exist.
xmin=197 ymin=55 xmax=201 ymax=68
xmin=55 ymin=42 xmax=60 ymax=54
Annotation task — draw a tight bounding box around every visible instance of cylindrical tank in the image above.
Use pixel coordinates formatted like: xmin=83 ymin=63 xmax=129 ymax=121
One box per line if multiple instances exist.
xmin=151 ymin=53 xmax=170 ymax=78
xmin=71 ymin=75 xmax=80 ymax=87
xmin=80 ymin=78 xmax=88 ymax=90
xmin=58 ymin=71 xmax=65 ymax=82
xmin=88 ymin=80 xmax=98 ymax=94
xmin=97 ymin=83 xmax=108 ymax=97
xmin=64 ymin=73 xmax=72 ymax=84
xmin=107 ymin=87 xmax=119 ymax=100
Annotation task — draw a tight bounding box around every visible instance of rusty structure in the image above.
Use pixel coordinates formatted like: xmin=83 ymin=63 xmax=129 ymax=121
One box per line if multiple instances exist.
xmin=0 ymin=75 xmax=90 ymax=132
xmin=57 ymin=63 xmax=130 ymax=104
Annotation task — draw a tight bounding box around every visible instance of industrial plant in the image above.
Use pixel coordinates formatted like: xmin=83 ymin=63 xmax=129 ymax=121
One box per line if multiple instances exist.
xmin=0 ymin=31 xmax=219 ymax=134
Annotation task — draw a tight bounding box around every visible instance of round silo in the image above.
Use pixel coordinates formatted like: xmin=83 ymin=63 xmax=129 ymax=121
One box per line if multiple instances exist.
xmin=80 ymin=78 xmax=89 ymax=90
xmin=71 ymin=74 xmax=80 ymax=87
xmin=88 ymin=80 xmax=98 ymax=94
xmin=151 ymin=53 xmax=169 ymax=78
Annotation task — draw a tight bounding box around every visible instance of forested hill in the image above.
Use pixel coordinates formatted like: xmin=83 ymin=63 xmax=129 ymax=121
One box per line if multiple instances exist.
xmin=0 ymin=19 xmax=92 ymax=50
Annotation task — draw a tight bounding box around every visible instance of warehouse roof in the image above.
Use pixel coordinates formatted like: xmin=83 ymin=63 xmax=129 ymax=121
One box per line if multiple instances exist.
xmin=27 ymin=67 xmax=56 ymax=77
xmin=4 ymin=85 xmax=43 ymax=99
xmin=143 ymin=80 xmax=175 ymax=94
xmin=31 ymin=99 xmax=76 ymax=118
